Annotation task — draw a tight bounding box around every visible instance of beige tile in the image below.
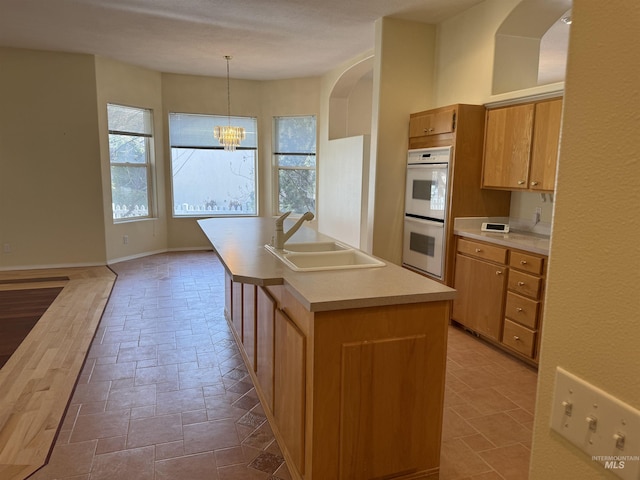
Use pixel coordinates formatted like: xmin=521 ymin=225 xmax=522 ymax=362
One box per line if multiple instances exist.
xmin=478 ymin=443 xmax=531 ymax=480
xmin=183 ymin=419 xmax=240 ymax=454
xmin=90 ymin=445 xmax=155 ymax=480
xmin=28 ymin=440 xmax=97 ymax=479
xmin=439 ymin=438 xmax=493 ymax=479
xmin=69 ymin=409 xmax=130 ymax=443
xmin=127 ymin=412 xmax=183 ymax=448
xmin=155 ymin=451 xmax=218 ymax=480
xmin=457 ymin=387 xmax=519 ymax=415
xmin=466 ymin=412 xmax=532 ymax=448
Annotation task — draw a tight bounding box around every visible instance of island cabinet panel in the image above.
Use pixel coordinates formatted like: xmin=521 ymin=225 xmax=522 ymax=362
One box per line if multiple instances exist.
xmin=242 ymin=284 xmax=257 ymax=370
xmin=274 ymin=309 xmax=306 ymax=474
xmin=338 ymin=335 xmax=428 ymax=479
xmin=225 ymin=280 xmax=449 ymax=479
xmin=231 ymin=280 xmax=243 ymax=341
xmin=310 ymin=302 xmax=449 ymax=479
xmin=256 ymin=287 xmax=275 ymax=410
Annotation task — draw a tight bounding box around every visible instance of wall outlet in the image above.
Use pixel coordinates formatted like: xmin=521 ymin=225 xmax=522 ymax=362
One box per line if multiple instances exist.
xmin=123 ymin=235 xmax=129 ymax=245
xmin=533 ymin=207 xmax=542 ymax=224
xmin=550 ymin=367 xmax=640 ymax=479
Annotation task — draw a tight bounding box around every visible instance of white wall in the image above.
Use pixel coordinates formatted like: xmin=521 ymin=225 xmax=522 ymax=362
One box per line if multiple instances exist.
xmin=0 ymin=47 xmax=106 ymax=269
xmin=529 ymin=1 xmax=640 ymax=478
xmin=95 ymin=56 xmax=168 ymax=263
xmin=369 ymin=17 xmax=437 ymax=263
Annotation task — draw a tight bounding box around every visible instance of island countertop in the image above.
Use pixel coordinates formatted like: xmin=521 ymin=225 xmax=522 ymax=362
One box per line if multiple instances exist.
xmin=198 ymin=217 xmax=455 ymax=312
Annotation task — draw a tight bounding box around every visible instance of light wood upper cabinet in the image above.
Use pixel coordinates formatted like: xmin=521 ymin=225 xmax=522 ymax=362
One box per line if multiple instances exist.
xmin=482 ymin=103 xmax=534 ymax=189
xmin=409 ymin=106 xmax=456 ymax=148
xmin=482 ymin=98 xmax=562 ymax=192
xmin=529 ymin=98 xmax=563 ymax=191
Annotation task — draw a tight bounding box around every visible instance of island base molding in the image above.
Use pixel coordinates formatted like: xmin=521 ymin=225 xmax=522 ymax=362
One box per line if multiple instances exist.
xmin=224 ymin=272 xmax=449 ymax=480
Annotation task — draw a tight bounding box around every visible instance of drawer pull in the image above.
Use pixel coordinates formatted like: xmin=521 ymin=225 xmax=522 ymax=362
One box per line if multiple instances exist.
xmin=531 ymin=181 xmax=539 ymax=186
xmin=518 ymin=180 xmax=525 ymax=185
xmin=513 ymin=335 xmax=520 ymax=341
xmin=496 ymin=270 xmax=503 ymax=275
xmin=520 ymin=260 xmax=528 ymax=265
xmin=516 ymin=307 xmax=524 ymax=312
xmin=517 ymin=281 xmax=525 ymax=286
xmin=475 ymin=248 xmax=482 ymax=253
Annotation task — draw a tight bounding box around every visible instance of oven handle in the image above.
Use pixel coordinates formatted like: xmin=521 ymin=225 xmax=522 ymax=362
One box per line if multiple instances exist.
xmin=404 ymin=215 xmax=445 ymax=227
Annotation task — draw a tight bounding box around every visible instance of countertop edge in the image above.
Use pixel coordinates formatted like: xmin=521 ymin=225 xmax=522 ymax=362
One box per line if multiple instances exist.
xmin=454 ymin=228 xmax=550 ymax=256
xmin=199 ymin=218 xmax=455 ymax=312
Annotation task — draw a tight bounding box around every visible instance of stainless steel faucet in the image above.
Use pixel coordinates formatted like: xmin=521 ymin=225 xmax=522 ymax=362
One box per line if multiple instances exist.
xmin=273 ymin=211 xmax=314 ymax=249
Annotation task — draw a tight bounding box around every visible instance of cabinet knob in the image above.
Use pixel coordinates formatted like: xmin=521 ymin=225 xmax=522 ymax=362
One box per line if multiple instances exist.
xmin=517 ymin=281 xmax=525 ymax=286
xmin=496 ymin=270 xmax=503 ymax=275
xmin=475 ymin=248 xmax=482 ymax=253
xmin=516 ymin=307 xmax=524 ymax=312
xmin=520 ymin=260 xmax=528 ymax=265
xmin=513 ymin=335 xmax=520 ymax=341
xmin=531 ymin=181 xmax=539 ymax=186
xmin=517 ymin=180 xmax=526 ymax=185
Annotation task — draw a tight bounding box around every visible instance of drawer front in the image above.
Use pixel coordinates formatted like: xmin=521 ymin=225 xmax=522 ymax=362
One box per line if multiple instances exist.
xmin=508 ymin=270 xmax=542 ymax=299
xmin=502 ymin=319 xmax=535 ymax=357
xmin=510 ymin=251 xmax=544 ymax=275
xmin=505 ymin=292 xmax=539 ymax=329
xmin=457 ymin=238 xmax=507 ymax=264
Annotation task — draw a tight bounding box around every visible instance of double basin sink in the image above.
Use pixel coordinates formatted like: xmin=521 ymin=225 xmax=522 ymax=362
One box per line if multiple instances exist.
xmin=265 ymin=241 xmax=385 ymax=272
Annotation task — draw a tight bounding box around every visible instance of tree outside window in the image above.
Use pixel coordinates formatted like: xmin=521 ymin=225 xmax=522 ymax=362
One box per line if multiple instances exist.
xmin=274 ymin=115 xmax=316 ymax=215
xmin=107 ymin=104 xmax=154 ymax=221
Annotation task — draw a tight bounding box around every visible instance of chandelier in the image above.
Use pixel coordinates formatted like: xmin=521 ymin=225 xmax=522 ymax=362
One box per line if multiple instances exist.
xmin=214 ymin=55 xmax=246 ymax=151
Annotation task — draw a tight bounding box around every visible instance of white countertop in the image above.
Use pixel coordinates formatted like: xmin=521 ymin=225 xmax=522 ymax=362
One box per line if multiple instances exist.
xmin=453 ymin=217 xmax=551 ymax=256
xmin=198 ymin=217 xmax=456 ymax=312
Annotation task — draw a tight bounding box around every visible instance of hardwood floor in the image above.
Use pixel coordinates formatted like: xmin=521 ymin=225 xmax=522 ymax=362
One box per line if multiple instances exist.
xmin=0 ymin=283 xmax=66 ymax=368
xmin=0 ymin=267 xmax=116 ymax=480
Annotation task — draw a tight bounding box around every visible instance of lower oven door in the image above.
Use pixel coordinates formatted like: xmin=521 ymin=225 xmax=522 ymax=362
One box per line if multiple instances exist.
xmin=402 ymin=217 xmax=445 ymax=280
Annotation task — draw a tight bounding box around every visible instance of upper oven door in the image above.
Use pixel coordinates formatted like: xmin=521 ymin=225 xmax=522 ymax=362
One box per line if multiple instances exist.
xmin=405 ymin=163 xmax=448 ymax=221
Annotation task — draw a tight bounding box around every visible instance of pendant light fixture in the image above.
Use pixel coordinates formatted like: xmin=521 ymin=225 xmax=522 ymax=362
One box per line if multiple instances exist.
xmin=214 ymin=55 xmax=246 ymax=151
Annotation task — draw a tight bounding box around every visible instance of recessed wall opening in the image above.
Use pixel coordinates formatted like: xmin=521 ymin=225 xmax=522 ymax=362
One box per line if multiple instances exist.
xmin=493 ymin=0 xmax=572 ymax=95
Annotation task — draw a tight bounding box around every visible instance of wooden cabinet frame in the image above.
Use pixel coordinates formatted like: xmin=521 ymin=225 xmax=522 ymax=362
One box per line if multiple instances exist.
xmin=224 ymin=272 xmax=450 ymax=479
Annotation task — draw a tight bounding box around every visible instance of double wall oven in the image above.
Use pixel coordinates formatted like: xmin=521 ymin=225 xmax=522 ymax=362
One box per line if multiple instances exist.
xmin=402 ymin=146 xmax=451 ymax=280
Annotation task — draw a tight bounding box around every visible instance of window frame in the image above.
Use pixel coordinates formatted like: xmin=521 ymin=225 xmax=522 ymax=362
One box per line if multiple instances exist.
xmin=168 ymin=112 xmax=259 ymax=218
xmin=107 ymin=103 xmax=155 ymax=223
xmin=273 ymin=115 xmax=317 ymax=216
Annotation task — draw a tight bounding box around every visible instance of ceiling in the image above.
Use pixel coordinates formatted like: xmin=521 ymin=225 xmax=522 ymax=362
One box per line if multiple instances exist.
xmin=0 ymin=0 xmax=485 ymax=80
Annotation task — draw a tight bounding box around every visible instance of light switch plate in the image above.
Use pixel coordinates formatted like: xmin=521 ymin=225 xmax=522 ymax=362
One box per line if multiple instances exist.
xmin=550 ymin=367 xmax=640 ymax=480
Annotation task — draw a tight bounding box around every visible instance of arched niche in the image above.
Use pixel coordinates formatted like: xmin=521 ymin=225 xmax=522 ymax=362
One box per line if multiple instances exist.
xmin=493 ymin=0 xmax=571 ymax=94
xmin=328 ymin=56 xmax=374 ymax=140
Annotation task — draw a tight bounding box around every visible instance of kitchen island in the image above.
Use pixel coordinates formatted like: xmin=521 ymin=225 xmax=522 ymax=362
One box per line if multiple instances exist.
xmin=198 ymin=217 xmax=455 ymax=480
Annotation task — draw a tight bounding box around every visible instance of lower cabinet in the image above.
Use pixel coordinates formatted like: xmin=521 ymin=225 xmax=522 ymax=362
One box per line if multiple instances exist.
xmin=274 ymin=309 xmax=306 ymax=474
xmin=223 ymin=271 xmax=450 ymax=479
xmin=452 ymin=237 xmax=547 ymax=364
xmin=452 ymin=253 xmax=506 ymax=341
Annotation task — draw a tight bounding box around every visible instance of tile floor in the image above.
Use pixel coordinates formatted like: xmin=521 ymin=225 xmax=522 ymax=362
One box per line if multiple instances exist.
xmin=27 ymin=251 xmax=537 ymax=480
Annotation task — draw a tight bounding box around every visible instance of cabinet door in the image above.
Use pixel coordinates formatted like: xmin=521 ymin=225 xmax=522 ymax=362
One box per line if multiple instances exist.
xmin=231 ymin=281 xmax=243 ymax=340
xmin=242 ymin=284 xmax=257 ymax=371
xmin=256 ymin=287 xmax=275 ymax=410
xmin=409 ymin=107 xmax=456 ymax=137
xmin=529 ymin=98 xmax=562 ymax=191
xmin=452 ymin=254 xmax=506 ymax=341
xmin=483 ymin=103 xmax=534 ymax=189
xmin=274 ymin=309 xmax=306 ymax=473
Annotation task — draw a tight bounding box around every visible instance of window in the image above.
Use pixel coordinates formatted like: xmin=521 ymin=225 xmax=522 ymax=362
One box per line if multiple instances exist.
xmin=273 ymin=115 xmax=316 ymax=215
xmin=107 ymin=104 xmax=154 ymax=221
xmin=169 ymin=113 xmax=258 ymax=217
